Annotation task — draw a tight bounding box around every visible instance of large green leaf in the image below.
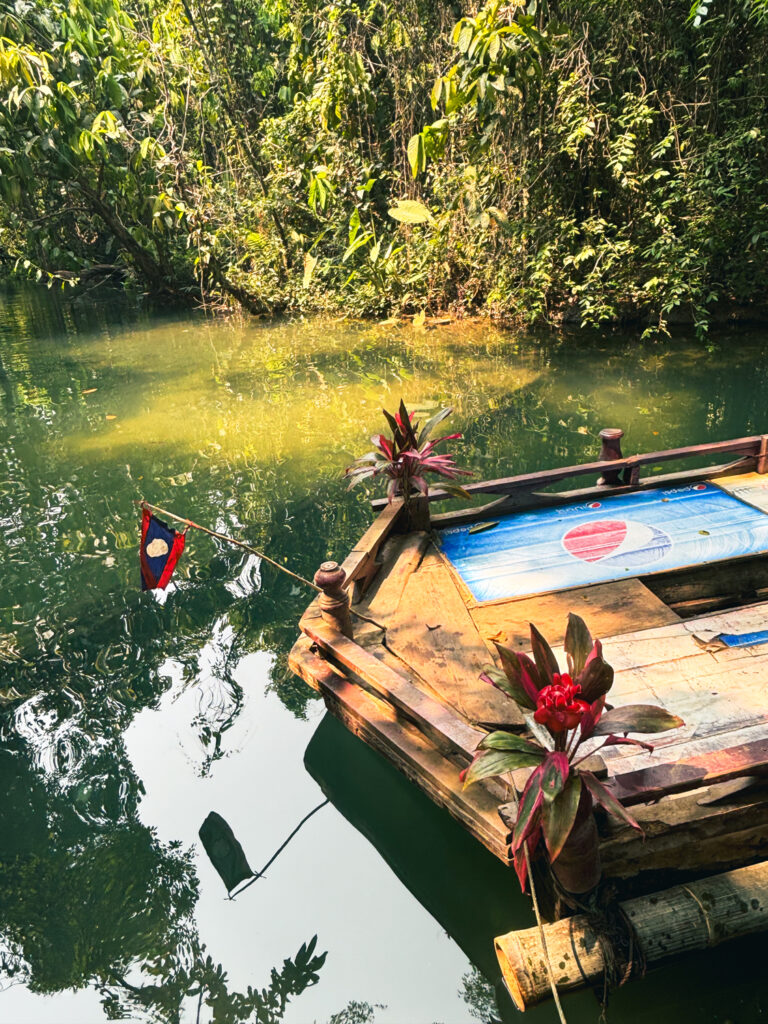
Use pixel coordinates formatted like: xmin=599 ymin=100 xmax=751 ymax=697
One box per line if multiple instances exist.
xmin=406 ymin=133 xmax=425 ymax=178
xmin=529 ymin=623 xmax=559 ymax=685
xmin=542 ymin=774 xmax=582 ymax=861
xmin=462 ymin=747 xmax=544 ymax=788
xmin=577 ymin=646 xmax=614 ymax=703
xmin=417 ymin=406 xmax=453 ymax=446
xmin=388 ymin=199 xmax=434 ymax=224
xmin=581 ymin=771 xmax=642 ymax=832
xmin=564 ymin=613 xmax=593 ymax=677
xmin=540 ymin=751 xmax=569 ymax=803
xmin=511 ymin=763 xmax=545 ymax=852
xmin=493 ymin=643 xmax=540 ymax=707
xmin=592 ymin=704 xmax=684 ymax=736
xmin=481 ymin=661 xmax=535 ymax=710
xmin=478 ymin=730 xmax=546 ymax=756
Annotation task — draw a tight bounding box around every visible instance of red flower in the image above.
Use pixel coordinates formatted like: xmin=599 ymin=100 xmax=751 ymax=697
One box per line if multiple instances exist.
xmin=533 ymin=673 xmax=590 ymax=734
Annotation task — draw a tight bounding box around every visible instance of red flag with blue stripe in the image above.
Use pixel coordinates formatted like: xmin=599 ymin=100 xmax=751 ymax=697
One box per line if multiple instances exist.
xmin=140 ymin=508 xmax=186 ymax=591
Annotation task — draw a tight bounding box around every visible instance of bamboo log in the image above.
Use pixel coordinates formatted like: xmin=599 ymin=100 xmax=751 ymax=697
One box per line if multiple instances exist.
xmin=495 ymin=860 xmax=768 ymax=1010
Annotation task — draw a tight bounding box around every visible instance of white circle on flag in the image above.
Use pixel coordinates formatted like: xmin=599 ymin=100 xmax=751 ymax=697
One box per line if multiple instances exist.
xmin=146 ymin=538 xmax=170 ymax=558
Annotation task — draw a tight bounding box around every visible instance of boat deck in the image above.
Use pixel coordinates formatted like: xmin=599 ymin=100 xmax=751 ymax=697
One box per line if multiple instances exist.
xmin=291 ymin=441 xmax=768 ymax=893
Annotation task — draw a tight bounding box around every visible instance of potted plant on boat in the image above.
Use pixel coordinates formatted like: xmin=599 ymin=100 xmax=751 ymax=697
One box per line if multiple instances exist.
xmin=463 ymin=614 xmax=684 ymax=896
xmin=345 ymin=400 xmax=472 ymax=530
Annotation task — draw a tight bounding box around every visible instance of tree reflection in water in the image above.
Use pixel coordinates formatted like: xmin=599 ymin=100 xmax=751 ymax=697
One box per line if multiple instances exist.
xmin=4 ymin=283 xmax=768 ymax=1021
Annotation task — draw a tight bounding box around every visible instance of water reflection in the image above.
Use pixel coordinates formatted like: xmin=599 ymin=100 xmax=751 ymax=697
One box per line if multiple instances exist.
xmin=1 ymin=283 xmax=768 ymax=1020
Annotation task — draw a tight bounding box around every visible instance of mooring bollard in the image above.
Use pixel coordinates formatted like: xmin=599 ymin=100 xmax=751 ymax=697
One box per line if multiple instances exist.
xmin=314 ymin=560 xmax=354 ymax=638
xmin=597 ymin=427 xmax=625 ymax=486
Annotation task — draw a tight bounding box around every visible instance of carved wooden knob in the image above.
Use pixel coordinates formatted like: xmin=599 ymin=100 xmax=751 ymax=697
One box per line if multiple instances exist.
xmin=314 ymin=560 xmax=347 ymax=593
xmin=314 ymin=560 xmax=353 ymax=638
xmin=598 ymin=428 xmax=625 ymax=486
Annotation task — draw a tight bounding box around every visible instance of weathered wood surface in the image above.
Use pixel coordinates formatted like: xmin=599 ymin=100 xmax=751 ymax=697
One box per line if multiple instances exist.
xmin=386 ymin=548 xmax=525 ymax=729
xmin=717 ymin=470 xmax=768 ymax=514
xmin=300 ymin=615 xmax=486 ymax=762
xmin=342 ymin=499 xmax=403 ymax=600
xmin=495 ymin=860 xmax=768 ymax=1010
xmin=354 ymin=531 xmax=430 ymax=625
xmin=643 ymin=552 xmax=768 ymax=615
xmin=599 ymin=777 xmax=768 ymax=880
xmin=605 ymin=736 xmax=768 ymax=805
xmin=373 ymin=434 xmax=765 ymax=510
xmin=289 ymin=635 xmax=511 ymax=861
xmin=469 ymin=578 xmax=680 ymax=651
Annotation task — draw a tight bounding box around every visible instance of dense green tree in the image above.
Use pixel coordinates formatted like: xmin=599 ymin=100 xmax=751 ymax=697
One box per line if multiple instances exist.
xmin=2 ymin=0 xmax=768 ymax=328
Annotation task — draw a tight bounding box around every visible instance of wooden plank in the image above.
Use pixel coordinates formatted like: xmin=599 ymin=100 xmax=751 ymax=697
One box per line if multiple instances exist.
xmin=387 ymin=549 xmax=525 ymax=729
xmin=343 ymin=500 xmax=403 ymax=600
xmin=300 ymin=615 xmax=486 ymax=761
xmin=717 ymin=471 xmax=768 ymax=513
xmin=600 ymin=779 xmax=768 ymax=880
xmin=358 ymin=532 xmax=430 ymax=623
xmin=684 ymin=599 xmax=768 ymax=640
xmin=431 ymin=459 xmax=753 ymax=528
xmin=605 ymin=736 xmax=768 ymax=805
xmin=470 ymin=578 xmax=680 ymax=652
xmin=373 ymin=435 xmax=763 ymax=509
xmin=642 ymin=552 xmax=768 ymax=613
xmin=290 ymin=635 xmax=510 ymax=861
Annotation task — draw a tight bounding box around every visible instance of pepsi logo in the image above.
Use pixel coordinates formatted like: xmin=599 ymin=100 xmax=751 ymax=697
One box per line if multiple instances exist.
xmin=588 ymin=501 xmax=602 ymax=509
xmin=694 ymin=484 xmax=707 ymax=491
xmin=562 ymin=519 xmax=672 ymax=566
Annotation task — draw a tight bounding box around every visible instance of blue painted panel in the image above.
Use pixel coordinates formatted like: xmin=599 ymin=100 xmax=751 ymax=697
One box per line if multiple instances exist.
xmin=437 ymin=483 xmax=768 ymax=603
xmin=719 ymin=630 xmax=768 ymax=648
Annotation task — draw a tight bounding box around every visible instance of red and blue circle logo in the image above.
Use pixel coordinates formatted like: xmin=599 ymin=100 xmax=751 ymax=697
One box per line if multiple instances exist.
xmin=562 ymin=519 xmax=672 ymax=566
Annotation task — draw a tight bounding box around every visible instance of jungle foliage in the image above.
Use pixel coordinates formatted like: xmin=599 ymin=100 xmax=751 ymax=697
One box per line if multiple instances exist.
xmin=2 ymin=0 xmax=768 ymax=333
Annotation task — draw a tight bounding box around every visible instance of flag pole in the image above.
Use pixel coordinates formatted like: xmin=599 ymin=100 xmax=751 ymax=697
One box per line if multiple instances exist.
xmin=135 ymin=499 xmax=322 ymax=593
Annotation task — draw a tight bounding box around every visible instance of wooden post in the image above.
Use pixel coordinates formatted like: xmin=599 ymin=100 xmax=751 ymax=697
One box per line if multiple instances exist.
xmin=402 ymin=495 xmax=431 ymax=533
xmin=313 ymin=561 xmax=354 ymax=638
xmin=494 ymin=859 xmax=768 ymax=1010
xmin=758 ymin=434 xmax=768 ymax=474
xmin=597 ymin=427 xmax=625 ymax=486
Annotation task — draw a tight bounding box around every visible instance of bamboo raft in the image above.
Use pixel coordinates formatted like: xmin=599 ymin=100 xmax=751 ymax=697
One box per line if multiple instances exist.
xmin=290 ymin=430 xmax=768 ymax=1006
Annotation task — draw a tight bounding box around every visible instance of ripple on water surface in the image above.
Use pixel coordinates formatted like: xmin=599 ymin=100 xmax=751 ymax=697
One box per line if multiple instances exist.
xmin=1 ymin=284 xmax=768 ymax=1022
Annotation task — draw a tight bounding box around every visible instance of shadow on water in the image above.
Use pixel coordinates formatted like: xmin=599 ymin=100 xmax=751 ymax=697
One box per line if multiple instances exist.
xmin=2 ymin=282 xmax=768 ymax=1020
xmin=305 ymin=713 xmax=768 ymax=1024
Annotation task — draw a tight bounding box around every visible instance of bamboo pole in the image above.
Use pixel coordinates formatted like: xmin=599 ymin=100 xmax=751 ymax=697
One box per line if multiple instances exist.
xmin=495 ymin=860 xmax=768 ymax=1010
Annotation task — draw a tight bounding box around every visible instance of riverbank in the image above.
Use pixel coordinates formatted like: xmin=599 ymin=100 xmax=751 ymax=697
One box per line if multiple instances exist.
xmin=4 ymin=0 xmax=768 ymax=339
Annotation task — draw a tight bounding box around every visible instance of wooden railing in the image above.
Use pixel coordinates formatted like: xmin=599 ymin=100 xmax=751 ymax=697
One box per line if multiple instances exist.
xmin=371 ymin=430 xmax=768 ymax=511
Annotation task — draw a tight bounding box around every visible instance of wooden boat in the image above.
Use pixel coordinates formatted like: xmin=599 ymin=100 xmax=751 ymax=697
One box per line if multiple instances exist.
xmin=290 ymin=429 xmax=768 ymax=1006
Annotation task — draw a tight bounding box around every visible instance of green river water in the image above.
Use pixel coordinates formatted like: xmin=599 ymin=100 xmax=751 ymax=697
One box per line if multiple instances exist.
xmin=1 ymin=283 xmax=767 ymax=1024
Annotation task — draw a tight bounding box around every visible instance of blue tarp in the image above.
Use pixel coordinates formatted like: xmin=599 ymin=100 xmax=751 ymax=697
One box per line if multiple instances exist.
xmin=437 ymin=483 xmax=768 ymax=603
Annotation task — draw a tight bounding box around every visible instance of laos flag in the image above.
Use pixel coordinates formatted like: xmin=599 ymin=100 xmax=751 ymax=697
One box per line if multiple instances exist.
xmin=140 ymin=509 xmax=186 ymax=591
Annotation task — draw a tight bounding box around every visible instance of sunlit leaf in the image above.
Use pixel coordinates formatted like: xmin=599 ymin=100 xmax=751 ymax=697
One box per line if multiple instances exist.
xmin=592 ymin=704 xmax=684 ymax=736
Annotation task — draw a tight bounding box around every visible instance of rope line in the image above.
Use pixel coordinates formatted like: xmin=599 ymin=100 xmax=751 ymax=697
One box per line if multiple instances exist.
xmin=140 ymin=501 xmax=567 ymax=1017
xmin=681 ymin=884 xmax=715 ymax=945
xmin=523 ymin=837 xmax=569 ymax=1024
xmin=227 ymin=799 xmax=330 ymax=899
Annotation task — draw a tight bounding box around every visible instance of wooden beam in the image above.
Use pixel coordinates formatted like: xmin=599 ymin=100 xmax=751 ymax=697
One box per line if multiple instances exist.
xmin=342 ymin=500 xmax=403 ymax=601
xmin=430 ymin=458 xmax=754 ymax=528
xmin=372 ymin=435 xmax=763 ymax=510
xmin=300 ymin=616 xmax=486 ymax=762
xmin=290 ymin=634 xmax=511 ymax=860
xmin=606 ymin=737 xmax=768 ymax=806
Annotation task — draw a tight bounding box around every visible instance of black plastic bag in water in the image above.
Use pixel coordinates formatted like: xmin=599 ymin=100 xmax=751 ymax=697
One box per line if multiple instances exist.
xmin=199 ymin=811 xmax=254 ymax=893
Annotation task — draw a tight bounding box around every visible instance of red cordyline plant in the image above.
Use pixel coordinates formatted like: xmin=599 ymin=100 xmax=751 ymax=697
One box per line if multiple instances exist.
xmin=345 ymin=400 xmax=472 ymax=505
xmin=463 ymin=614 xmax=684 ymax=894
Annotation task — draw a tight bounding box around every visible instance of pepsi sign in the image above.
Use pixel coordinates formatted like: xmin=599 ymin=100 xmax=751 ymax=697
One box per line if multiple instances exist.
xmin=438 ymin=483 xmax=768 ymax=603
